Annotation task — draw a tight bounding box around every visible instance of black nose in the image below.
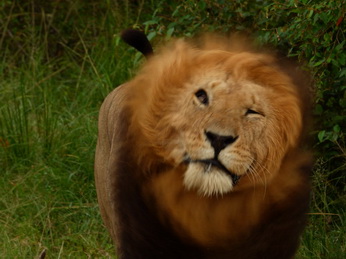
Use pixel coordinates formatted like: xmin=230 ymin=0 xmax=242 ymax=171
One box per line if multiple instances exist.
xmin=205 ymin=131 xmax=238 ymax=155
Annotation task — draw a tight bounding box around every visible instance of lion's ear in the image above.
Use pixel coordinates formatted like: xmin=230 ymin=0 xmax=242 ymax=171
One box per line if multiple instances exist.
xmin=121 ymin=29 xmax=154 ymax=58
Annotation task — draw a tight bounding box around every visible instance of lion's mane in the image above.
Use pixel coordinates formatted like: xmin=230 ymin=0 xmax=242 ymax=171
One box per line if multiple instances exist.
xmin=95 ymin=34 xmax=312 ymax=259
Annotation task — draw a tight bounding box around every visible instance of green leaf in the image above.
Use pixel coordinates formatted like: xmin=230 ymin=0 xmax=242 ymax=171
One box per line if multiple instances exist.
xmin=166 ymin=27 xmax=175 ymax=39
xmin=143 ymin=20 xmax=158 ymax=26
xmin=312 ymin=59 xmax=325 ymax=67
xmin=333 ymin=124 xmax=340 ymax=133
xmin=338 ymin=53 xmax=346 ymax=66
xmin=335 ymin=42 xmax=345 ymax=51
xmin=307 ymin=9 xmax=314 ymax=19
xmin=340 ymin=69 xmax=346 ymax=78
xmin=314 ymin=104 xmax=324 ymax=115
xmin=318 ymin=130 xmax=326 ymax=142
xmin=147 ymin=31 xmax=156 ymax=41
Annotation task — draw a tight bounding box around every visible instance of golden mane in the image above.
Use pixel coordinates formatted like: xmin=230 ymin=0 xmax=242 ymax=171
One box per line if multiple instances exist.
xmin=129 ymin=37 xmax=304 ymax=175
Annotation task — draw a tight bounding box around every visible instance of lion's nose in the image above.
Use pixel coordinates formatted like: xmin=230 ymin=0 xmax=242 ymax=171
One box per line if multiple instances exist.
xmin=205 ymin=131 xmax=238 ymax=155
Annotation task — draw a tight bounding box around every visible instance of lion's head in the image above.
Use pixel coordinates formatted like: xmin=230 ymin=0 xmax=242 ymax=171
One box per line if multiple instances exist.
xmin=127 ymin=36 xmax=308 ymax=197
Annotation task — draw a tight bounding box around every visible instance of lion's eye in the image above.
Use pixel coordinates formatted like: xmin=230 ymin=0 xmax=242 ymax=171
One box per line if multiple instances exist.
xmin=245 ymin=109 xmax=261 ymax=116
xmin=195 ymin=89 xmax=209 ymax=105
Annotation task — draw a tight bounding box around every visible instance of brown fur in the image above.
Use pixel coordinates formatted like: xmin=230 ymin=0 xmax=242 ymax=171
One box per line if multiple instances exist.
xmin=94 ymin=35 xmax=312 ymax=258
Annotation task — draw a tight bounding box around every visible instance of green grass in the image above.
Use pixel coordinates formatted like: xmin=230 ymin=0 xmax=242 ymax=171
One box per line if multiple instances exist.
xmin=0 ymin=1 xmax=345 ymax=258
xmin=0 ymin=47 xmax=118 ymax=257
xmin=297 ymin=157 xmax=346 ymax=258
xmin=0 ymin=2 xmax=132 ymax=257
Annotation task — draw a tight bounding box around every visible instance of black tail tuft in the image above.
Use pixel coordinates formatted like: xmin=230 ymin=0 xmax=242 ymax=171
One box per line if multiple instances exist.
xmin=121 ymin=29 xmax=154 ymax=58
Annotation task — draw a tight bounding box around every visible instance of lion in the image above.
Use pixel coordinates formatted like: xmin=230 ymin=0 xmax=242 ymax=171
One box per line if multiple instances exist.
xmin=94 ymin=30 xmax=312 ymax=259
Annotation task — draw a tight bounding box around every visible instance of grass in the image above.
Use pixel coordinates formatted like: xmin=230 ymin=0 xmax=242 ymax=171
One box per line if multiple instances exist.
xmin=297 ymin=157 xmax=346 ymax=258
xmin=0 ymin=1 xmax=345 ymax=258
xmin=0 ymin=2 xmax=131 ymax=257
xmin=0 ymin=47 xmax=118 ymax=257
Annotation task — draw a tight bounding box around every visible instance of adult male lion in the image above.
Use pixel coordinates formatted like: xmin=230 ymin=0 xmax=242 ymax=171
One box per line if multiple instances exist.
xmin=94 ymin=31 xmax=312 ymax=259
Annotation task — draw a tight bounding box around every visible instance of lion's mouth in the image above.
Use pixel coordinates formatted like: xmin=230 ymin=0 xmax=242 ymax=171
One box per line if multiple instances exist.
xmin=184 ymin=158 xmax=241 ymax=186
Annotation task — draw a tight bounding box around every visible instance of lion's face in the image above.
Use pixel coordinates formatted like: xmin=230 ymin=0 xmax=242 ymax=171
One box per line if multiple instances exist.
xmin=178 ymin=72 xmax=269 ymax=196
xmin=131 ymin=40 xmax=303 ymax=197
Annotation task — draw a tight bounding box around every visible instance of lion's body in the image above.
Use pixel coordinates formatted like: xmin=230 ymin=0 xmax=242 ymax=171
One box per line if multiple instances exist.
xmin=95 ymin=35 xmax=312 ymax=259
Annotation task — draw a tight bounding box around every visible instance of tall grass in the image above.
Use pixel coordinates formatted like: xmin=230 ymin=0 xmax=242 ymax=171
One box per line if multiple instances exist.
xmin=0 ymin=1 xmax=345 ymax=258
xmin=297 ymin=157 xmax=346 ymax=258
xmin=0 ymin=36 xmax=115 ymax=258
xmin=0 ymin=1 xmax=140 ymax=257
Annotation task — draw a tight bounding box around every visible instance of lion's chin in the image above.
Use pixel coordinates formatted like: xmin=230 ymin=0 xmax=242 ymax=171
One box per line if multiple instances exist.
xmin=183 ymin=162 xmax=240 ymax=197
